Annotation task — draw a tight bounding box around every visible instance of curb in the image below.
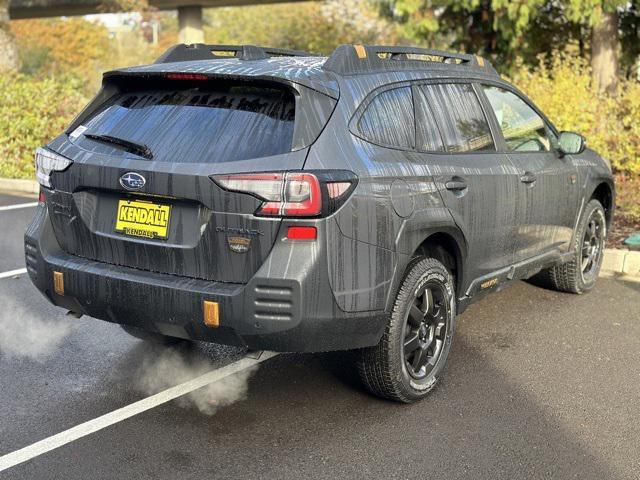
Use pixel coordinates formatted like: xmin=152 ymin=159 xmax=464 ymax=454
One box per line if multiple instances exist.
xmin=601 ymin=248 xmax=640 ymax=281
xmin=0 ymin=177 xmax=38 ymax=195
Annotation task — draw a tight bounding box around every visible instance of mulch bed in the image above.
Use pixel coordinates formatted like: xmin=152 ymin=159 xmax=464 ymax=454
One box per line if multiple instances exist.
xmin=609 ymin=213 xmax=640 ymax=249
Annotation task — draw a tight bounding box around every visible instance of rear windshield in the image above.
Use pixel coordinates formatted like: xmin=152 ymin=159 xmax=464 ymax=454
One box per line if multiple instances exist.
xmin=71 ymin=85 xmax=295 ymax=163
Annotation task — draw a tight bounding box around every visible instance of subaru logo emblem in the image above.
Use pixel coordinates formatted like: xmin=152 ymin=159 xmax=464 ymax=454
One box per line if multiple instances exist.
xmin=120 ymin=172 xmax=146 ymax=191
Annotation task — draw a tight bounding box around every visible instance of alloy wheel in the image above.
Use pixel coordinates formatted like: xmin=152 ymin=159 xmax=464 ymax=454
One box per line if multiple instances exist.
xmin=403 ymin=282 xmax=448 ymax=380
xmin=581 ymin=211 xmax=605 ymax=280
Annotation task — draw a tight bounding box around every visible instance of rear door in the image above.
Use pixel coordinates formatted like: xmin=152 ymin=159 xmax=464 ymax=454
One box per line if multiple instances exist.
xmin=46 ymin=75 xmax=333 ymax=283
xmin=412 ymin=82 xmax=519 ymax=283
xmin=478 ymin=85 xmax=579 ymax=261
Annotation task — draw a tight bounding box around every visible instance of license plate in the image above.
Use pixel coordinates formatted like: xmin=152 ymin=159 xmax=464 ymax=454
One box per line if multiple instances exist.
xmin=115 ymin=199 xmax=171 ymax=240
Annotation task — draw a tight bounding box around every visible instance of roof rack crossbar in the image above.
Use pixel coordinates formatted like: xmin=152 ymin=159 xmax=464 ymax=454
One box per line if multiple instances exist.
xmin=155 ymin=44 xmax=317 ymax=64
xmin=322 ymin=44 xmax=498 ymax=77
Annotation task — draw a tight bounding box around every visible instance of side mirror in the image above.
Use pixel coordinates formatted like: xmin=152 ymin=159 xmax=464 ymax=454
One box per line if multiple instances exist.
xmin=557 ymin=131 xmax=586 ymax=156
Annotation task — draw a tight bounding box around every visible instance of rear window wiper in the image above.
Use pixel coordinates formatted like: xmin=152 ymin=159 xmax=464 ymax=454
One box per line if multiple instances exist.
xmin=84 ymin=133 xmax=154 ymax=160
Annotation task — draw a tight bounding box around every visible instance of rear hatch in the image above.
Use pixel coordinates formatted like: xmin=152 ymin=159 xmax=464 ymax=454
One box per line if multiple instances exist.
xmin=45 ymin=72 xmax=336 ymax=283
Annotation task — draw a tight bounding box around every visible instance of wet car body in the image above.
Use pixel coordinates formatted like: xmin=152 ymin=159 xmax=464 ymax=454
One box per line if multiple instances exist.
xmin=25 ymin=44 xmax=615 ymax=354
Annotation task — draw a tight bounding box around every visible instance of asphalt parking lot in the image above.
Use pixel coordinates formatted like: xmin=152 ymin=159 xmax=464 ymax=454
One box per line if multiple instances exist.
xmin=0 ymin=191 xmax=639 ymax=479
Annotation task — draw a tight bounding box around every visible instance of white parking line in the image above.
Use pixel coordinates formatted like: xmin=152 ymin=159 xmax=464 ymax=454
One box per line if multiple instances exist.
xmin=0 ymin=202 xmax=38 ymax=212
xmin=0 ymin=268 xmax=28 ymax=279
xmin=0 ymin=351 xmax=279 ymax=472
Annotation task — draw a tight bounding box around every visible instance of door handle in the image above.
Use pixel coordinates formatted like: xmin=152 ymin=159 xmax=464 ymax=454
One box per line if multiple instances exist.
xmin=520 ymin=172 xmax=537 ymax=184
xmin=445 ymin=180 xmax=467 ymax=191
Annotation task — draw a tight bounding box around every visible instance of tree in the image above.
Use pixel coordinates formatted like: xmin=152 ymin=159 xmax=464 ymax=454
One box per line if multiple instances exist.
xmin=0 ymin=0 xmax=19 ymax=72
xmin=561 ymin=1 xmax=627 ymax=94
xmin=591 ymin=7 xmax=619 ymax=94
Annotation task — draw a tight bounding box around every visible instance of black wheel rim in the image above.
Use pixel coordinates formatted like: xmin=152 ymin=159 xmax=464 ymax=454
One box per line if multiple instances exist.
xmin=402 ymin=282 xmax=448 ymax=380
xmin=581 ymin=211 xmax=604 ymax=280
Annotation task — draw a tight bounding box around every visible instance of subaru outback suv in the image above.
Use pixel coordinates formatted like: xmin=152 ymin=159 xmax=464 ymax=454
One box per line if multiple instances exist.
xmin=25 ymin=44 xmax=614 ymax=402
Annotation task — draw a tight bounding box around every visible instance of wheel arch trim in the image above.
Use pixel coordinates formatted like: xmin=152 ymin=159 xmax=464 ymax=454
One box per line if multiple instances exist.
xmin=588 ymin=179 xmax=615 ymax=229
xmin=386 ymin=227 xmax=468 ymax=312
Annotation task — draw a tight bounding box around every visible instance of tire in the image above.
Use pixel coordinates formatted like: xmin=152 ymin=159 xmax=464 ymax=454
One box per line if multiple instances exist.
xmin=357 ymin=257 xmax=456 ymax=403
xmin=120 ymin=325 xmax=186 ymax=345
xmin=535 ymin=199 xmax=607 ymax=294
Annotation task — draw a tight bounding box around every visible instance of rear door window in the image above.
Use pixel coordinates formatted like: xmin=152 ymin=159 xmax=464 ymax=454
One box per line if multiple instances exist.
xmin=416 ymin=83 xmax=495 ymax=153
xmin=73 ymin=85 xmax=295 ymax=163
xmin=357 ymin=86 xmax=415 ymax=149
xmin=413 ymin=86 xmax=445 ymax=152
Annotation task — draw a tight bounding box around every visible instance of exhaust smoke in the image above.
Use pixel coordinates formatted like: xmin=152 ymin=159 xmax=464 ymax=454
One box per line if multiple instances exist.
xmin=135 ymin=345 xmax=258 ymax=415
xmin=0 ymin=293 xmax=259 ymax=415
xmin=0 ymin=297 xmax=74 ymax=361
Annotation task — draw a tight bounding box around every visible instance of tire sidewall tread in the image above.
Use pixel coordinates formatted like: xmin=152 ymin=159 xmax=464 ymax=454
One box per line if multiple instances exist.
xmin=559 ymin=199 xmax=606 ymax=294
xmin=358 ymin=256 xmax=456 ymax=403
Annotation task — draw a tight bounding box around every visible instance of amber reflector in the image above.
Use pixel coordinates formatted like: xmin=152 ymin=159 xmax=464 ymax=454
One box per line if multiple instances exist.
xmin=203 ymin=300 xmax=219 ymax=328
xmin=53 ymin=271 xmax=64 ymax=295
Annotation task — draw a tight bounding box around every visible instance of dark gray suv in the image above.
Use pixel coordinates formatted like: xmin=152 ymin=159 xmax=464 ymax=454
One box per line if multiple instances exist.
xmin=25 ymin=44 xmax=614 ymax=402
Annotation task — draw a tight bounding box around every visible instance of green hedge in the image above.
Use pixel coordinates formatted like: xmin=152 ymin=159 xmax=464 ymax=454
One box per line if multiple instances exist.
xmin=0 ymin=73 xmax=87 ymax=179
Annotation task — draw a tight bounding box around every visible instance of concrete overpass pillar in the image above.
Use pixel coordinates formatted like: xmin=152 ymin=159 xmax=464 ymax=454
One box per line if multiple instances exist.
xmin=178 ymin=6 xmax=204 ymax=44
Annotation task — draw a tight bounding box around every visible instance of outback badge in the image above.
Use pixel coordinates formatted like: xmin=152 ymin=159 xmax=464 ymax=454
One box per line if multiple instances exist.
xmin=227 ymin=236 xmax=251 ymax=253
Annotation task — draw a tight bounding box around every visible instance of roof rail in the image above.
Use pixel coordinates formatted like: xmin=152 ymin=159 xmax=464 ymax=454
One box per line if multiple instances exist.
xmin=155 ymin=44 xmax=317 ymax=64
xmin=322 ymin=44 xmax=498 ymax=77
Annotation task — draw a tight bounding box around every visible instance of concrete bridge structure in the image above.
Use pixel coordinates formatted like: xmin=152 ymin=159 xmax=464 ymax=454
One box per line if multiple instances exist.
xmin=9 ymin=0 xmax=309 ymax=43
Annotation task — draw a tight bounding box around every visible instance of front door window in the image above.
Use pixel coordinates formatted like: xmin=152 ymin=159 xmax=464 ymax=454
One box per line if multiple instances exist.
xmin=482 ymin=86 xmax=555 ymax=153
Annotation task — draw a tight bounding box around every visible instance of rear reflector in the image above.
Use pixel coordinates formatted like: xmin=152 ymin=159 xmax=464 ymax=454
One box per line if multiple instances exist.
xmin=203 ymin=300 xmax=220 ymax=328
xmin=53 ymin=271 xmax=64 ymax=295
xmin=38 ymin=189 xmax=45 ymax=204
xmin=287 ymin=226 xmax=317 ymax=240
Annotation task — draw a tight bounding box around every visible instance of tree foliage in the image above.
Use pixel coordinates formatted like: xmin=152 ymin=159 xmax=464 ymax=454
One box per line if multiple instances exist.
xmin=11 ymin=18 xmax=112 ymax=76
xmin=11 ymin=16 xmax=170 ymax=91
xmin=376 ymin=0 xmax=638 ymax=74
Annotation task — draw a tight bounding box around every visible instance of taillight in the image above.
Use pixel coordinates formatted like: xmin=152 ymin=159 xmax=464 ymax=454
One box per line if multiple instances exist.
xmin=212 ymin=171 xmax=356 ymax=218
xmin=35 ymin=147 xmax=72 ymax=188
xmin=327 ymin=182 xmax=351 ymax=199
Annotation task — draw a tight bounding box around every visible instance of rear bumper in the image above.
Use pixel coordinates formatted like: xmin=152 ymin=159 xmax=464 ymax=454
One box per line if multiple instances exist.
xmin=24 ymin=205 xmax=387 ymax=352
